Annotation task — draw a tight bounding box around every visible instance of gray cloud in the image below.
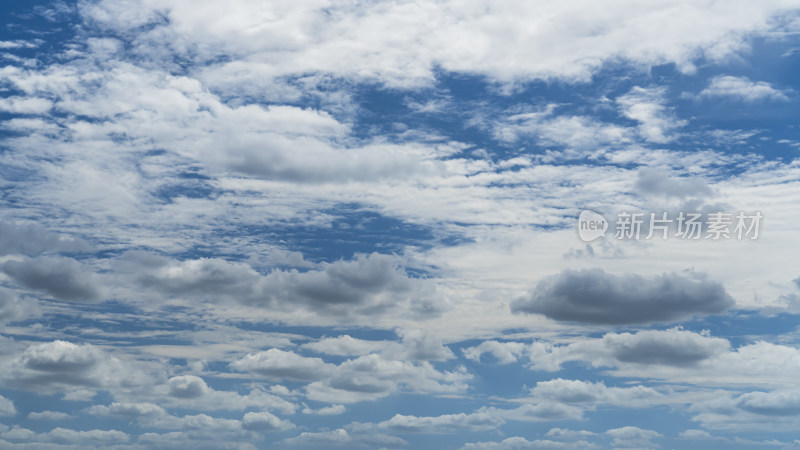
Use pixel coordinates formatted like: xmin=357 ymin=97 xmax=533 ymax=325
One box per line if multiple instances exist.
xmin=0 ymin=287 xmax=39 ymax=325
xmin=131 ymin=252 xmax=439 ymax=318
xmin=2 ymin=256 xmax=101 ymax=302
xmin=3 ymin=340 xmax=149 ymax=392
xmin=0 ymin=220 xmax=90 ymax=257
xmin=512 ymin=269 xmax=733 ymax=324
xmin=634 ymin=167 xmax=713 ymax=198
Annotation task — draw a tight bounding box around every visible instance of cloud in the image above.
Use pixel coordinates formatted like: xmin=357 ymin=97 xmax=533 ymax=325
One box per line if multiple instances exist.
xmin=374 ymin=410 xmax=505 ymax=433
xmin=80 ymin=0 xmax=800 ymax=88
xmin=232 ymin=348 xmax=470 ymax=404
xmin=2 ymin=256 xmax=101 ymax=302
xmin=2 ymin=340 xmax=150 ymax=392
xmin=130 ymin=252 xmax=438 ymax=319
xmin=690 ymin=389 xmax=800 ymax=431
xmin=698 ymin=76 xmax=791 ymax=102
xmin=231 ymin=349 xmax=335 ymax=382
xmin=0 ymin=395 xmax=16 ymax=416
xmin=529 ymin=379 xmax=662 ymax=407
xmin=0 ymin=220 xmax=89 ymax=257
xmin=461 ymin=437 xmax=598 ymax=449
xmin=605 ymin=426 xmax=661 ymax=449
xmin=302 ymin=404 xmax=346 ymax=416
xmin=617 ymin=86 xmax=686 ymax=143
xmin=27 ymin=410 xmax=72 ymax=421
xmin=462 ymin=341 xmax=526 ymax=364
xmin=241 ymin=411 xmax=294 ymax=432
xmin=512 ymin=269 xmax=734 ymax=324
xmin=0 ymin=287 xmax=40 ymax=325
xmin=285 ymin=428 xmax=407 ymax=448
xmin=634 ymin=168 xmax=713 ymax=198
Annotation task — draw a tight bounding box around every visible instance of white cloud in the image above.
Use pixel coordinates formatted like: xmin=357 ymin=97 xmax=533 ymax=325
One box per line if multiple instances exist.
xmin=699 ymin=76 xmax=791 ymax=102
xmin=0 ymin=395 xmax=16 ymax=416
xmin=81 ymin=0 xmax=800 ymax=89
xmin=27 ymin=411 xmax=72 ymax=421
xmin=463 ymin=341 xmax=526 ymax=364
xmin=617 ymin=86 xmax=686 ymax=143
xmin=605 ymin=426 xmax=662 ymax=449
xmin=2 ymin=340 xmax=152 ymax=393
xmin=241 ymin=411 xmax=294 ymax=432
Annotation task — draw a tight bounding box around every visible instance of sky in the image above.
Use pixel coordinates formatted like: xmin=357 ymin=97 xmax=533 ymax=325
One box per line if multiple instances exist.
xmin=1 ymin=0 xmax=800 ymax=449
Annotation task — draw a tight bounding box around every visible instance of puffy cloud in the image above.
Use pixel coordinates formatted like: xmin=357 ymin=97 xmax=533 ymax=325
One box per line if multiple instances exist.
xmin=0 ymin=287 xmax=39 ymax=325
xmin=131 ymin=252 xmax=437 ymax=319
xmin=0 ymin=395 xmax=16 ymax=416
xmin=605 ymin=426 xmax=661 ymax=449
xmin=2 ymin=256 xmax=101 ymax=302
xmin=285 ymin=428 xmax=407 ymax=448
xmin=0 ymin=220 xmax=89 ymax=257
xmin=2 ymin=340 xmax=150 ymax=392
xmin=529 ymin=379 xmax=662 ymax=407
xmin=698 ymin=75 xmax=791 ymax=102
xmin=42 ymin=427 xmax=130 ymax=445
xmin=27 ymin=410 xmax=72 ymax=421
xmin=302 ymin=404 xmax=346 ymax=416
xmin=463 ymin=340 xmax=526 ymax=364
xmin=231 ymin=349 xmax=335 ymax=382
xmin=241 ymin=411 xmax=294 ymax=432
xmin=88 ymin=402 xmax=167 ymax=419
xmin=375 ymin=410 xmax=505 ymax=433
xmin=512 ymin=269 xmax=733 ymax=325
xmin=461 ymin=437 xmax=598 ymax=449
xmin=231 ymin=349 xmax=470 ymax=404
xmin=690 ymin=389 xmax=800 ymax=431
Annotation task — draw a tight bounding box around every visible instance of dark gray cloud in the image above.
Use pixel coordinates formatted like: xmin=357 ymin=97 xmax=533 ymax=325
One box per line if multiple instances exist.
xmin=2 ymin=256 xmax=101 ymax=302
xmin=130 ymin=252 xmax=436 ymax=318
xmin=0 ymin=220 xmax=90 ymax=256
xmin=634 ymin=168 xmax=712 ymax=198
xmin=793 ymin=277 xmax=800 ymax=289
xmin=600 ymin=329 xmax=727 ymax=367
xmin=511 ymin=269 xmax=733 ymax=324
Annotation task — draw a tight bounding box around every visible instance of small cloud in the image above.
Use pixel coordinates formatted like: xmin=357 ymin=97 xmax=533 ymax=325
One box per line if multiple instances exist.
xmin=698 ymin=76 xmax=791 ymax=102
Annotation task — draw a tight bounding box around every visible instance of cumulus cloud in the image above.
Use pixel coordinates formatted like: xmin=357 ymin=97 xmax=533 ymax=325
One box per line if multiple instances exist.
xmin=0 ymin=287 xmax=39 ymax=325
xmin=1 ymin=256 xmax=102 ymax=302
xmin=605 ymin=426 xmax=661 ymax=449
xmin=241 ymin=411 xmax=294 ymax=432
xmin=2 ymin=340 xmax=150 ymax=392
xmin=698 ymin=75 xmax=791 ymax=102
xmin=0 ymin=395 xmax=16 ymax=416
xmin=130 ymin=252 xmax=438 ymax=319
xmin=462 ymin=341 xmax=526 ymax=364
xmin=285 ymin=428 xmax=407 ymax=448
xmin=529 ymin=379 xmax=662 ymax=407
xmin=512 ymin=269 xmax=734 ymax=324
xmin=231 ymin=349 xmax=335 ymax=382
xmin=690 ymin=389 xmax=800 ymax=431
xmin=0 ymin=220 xmax=89 ymax=257
xmin=461 ymin=436 xmax=598 ymax=449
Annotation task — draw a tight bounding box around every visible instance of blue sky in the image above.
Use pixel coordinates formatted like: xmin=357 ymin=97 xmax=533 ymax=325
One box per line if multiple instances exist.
xmin=1 ymin=1 xmax=800 ymax=448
